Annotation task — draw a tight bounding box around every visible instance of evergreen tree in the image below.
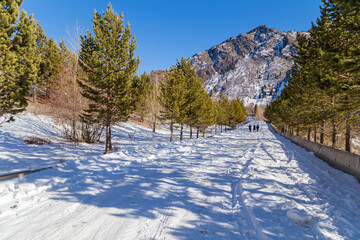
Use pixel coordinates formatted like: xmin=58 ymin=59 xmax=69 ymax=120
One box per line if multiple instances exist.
xmin=175 ymin=57 xmax=204 ymax=139
xmin=15 ymin=11 xmax=39 ymax=95
xmin=217 ymin=94 xmax=229 ymax=132
xmin=0 ymin=0 xmax=37 ymax=121
xmin=320 ymin=0 xmax=360 ymax=151
xmin=133 ymin=71 xmax=162 ymax=132
xmin=159 ymin=65 xmax=186 ymax=142
xmin=78 ymin=4 xmax=140 ymax=153
xmin=33 ymin=21 xmax=62 ymax=103
xmin=265 ymin=0 xmax=360 ymax=152
xmin=133 ymin=72 xmax=153 ymax=121
xmin=233 ymin=99 xmax=246 ymax=126
xmin=196 ymin=93 xmax=215 ymax=137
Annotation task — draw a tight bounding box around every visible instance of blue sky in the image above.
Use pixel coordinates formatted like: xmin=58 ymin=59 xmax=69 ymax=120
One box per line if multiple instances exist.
xmin=21 ymin=0 xmax=323 ymax=74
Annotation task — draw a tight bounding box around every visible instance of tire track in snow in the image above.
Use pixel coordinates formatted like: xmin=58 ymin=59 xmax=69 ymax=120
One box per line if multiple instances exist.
xmin=137 ymin=185 xmax=186 ymax=240
xmin=230 ymin=140 xmax=271 ymax=239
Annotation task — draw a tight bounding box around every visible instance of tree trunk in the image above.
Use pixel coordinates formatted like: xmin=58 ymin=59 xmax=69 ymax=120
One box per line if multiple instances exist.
xmin=345 ymin=119 xmax=351 ymax=152
xmin=314 ymin=125 xmax=317 ymax=143
xmin=190 ymin=126 xmax=193 ymax=139
xmin=109 ymin=126 xmax=112 ymax=150
xmin=104 ymin=122 xmax=111 ymax=154
xmin=33 ymin=86 xmax=37 ymax=103
xmin=180 ymin=123 xmax=183 ymax=140
xmin=332 ymin=120 xmax=336 ymax=148
xmin=72 ymin=120 xmax=76 ymax=141
xmin=197 ymin=127 xmax=199 ymax=138
xmin=296 ymin=127 xmax=299 ymax=136
xmin=170 ymin=121 xmax=174 ymax=142
xmin=307 ymin=127 xmax=311 ymax=141
xmin=152 ymin=118 xmax=156 ymax=133
xmin=220 ymin=125 xmax=223 ymax=133
xmin=215 ymin=125 xmax=217 ymax=135
xmin=320 ymin=121 xmax=325 ymax=144
xmin=202 ymin=128 xmax=205 ymax=138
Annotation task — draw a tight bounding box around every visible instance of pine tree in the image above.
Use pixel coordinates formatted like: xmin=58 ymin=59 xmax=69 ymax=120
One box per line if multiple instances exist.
xmin=217 ymin=94 xmax=229 ymax=132
xmin=173 ymin=59 xmax=189 ymax=140
xmin=33 ymin=21 xmax=62 ymax=103
xmin=234 ymin=98 xmax=246 ymax=125
xmin=32 ymin=21 xmax=47 ymax=103
xmin=265 ymin=0 xmax=360 ymax=152
xmin=184 ymin=65 xmax=204 ymax=139
xmin=132 ymin=72 xmax=162 ymax=132
xmin=78 ymin=4 xmax=140 ymax=153
xmin=321 ymin=0 xmax=360 ymax=151
xmin=196 ymin=93 xmax=215 ymax=137
xmin=0 ymin=0 xmax=36 ymax=121
xmin=254 ymin=104 xmax=258 ymax=117
xmin=133 ymin=72 xmax=153 ymax=121
xmin=15 ymin=11 xmax=39 ymax=92
xmin=159 ymin=64 xmax=187 ymax=142
xmin=171 ymin=57 xmax=205 ymax=139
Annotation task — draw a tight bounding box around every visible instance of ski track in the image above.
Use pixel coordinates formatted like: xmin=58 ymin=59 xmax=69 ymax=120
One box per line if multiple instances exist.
xmin=1 ymin=115 xmax=360 ymax=239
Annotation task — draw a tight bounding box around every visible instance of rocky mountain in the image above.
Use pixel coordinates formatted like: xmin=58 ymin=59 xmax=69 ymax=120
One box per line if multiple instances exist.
xmin=151 ymin=25 xmax=307 ymax=106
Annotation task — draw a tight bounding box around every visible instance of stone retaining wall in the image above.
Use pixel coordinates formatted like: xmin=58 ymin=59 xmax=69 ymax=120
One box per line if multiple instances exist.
xmin=273 ymin=127 xmax=360 ymax=181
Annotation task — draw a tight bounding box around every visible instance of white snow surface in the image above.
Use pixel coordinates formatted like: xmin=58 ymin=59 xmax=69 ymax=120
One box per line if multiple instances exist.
xmin=1 ymin=113 xmax=360 ymax=239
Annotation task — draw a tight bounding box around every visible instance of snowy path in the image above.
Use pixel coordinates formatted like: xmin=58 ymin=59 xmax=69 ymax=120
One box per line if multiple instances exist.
xmin=1 ymin=118 xmax=360 ymax=239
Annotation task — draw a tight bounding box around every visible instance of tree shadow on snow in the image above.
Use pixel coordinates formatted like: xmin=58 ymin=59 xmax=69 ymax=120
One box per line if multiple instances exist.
xmin=25 ymin=138 xmax=246 ymax=239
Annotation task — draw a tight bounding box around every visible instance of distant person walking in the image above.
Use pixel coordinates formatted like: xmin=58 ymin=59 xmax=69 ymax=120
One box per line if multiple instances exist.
xmin=249 ymin=125 xmax=252 ymax=132
xmin=256 ymin=124 xmax=259 ymax=132
xmin=253 ymin=125 xmax=256 ymax=132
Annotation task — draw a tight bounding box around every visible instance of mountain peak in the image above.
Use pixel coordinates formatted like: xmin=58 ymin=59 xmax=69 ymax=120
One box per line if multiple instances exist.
xmin=188 ymin=26 xmax=305 ymax=105
xmin=247 ymin=25 xmax=274 ymax=34
xmin=151 ymin=26 xmax=305 ymax=106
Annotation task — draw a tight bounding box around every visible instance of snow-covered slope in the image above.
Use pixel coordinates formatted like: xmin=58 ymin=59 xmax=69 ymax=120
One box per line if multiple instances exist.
xmin=0 ymin=113 xmax=173 ymax=174
xmin=1 ymin=114 xmax=360 ymax=239
xmin=189 ymin=25 xmax=307 ymax=105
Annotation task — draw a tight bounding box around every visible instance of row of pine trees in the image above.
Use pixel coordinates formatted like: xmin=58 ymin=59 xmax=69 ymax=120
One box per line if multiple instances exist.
xmin=1 ymin=2 xmax=246 ymax=154
xmin=265 ymin=0 xmax=359 ymax=152
xmin=158 ymin=57 xmax=246 ymax=142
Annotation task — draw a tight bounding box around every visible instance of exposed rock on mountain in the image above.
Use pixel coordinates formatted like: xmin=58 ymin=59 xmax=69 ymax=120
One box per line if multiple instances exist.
xmin=151 ymin=25 xmax=307 ymax=105
xmin=189 ymin=25 xmax=307 ymax=105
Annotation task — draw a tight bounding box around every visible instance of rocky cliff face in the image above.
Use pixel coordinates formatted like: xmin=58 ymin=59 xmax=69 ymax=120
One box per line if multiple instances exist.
xmin=151 ymin=25 xmax=307 ymax=105
xmin=189 ymin=25 xmax=307 ymax=105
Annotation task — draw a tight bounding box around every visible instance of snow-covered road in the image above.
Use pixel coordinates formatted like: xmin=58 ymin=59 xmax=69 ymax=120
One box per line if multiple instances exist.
xmin=1 ymin=116 xmax=360 ymax=239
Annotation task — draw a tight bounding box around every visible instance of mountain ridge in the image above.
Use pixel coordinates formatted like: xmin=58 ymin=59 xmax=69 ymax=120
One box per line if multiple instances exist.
xmin=151 ymin=26 xmax=307 ymax=105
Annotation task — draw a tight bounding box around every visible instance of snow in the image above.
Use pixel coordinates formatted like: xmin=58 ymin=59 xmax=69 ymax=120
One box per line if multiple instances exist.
xmin=1 ymin=114 xmax=360 ymax=239
xmin=189 ymin=26 xmax=301 ymax=106
xmin=352 ymin=137 xmax=360 ymax=155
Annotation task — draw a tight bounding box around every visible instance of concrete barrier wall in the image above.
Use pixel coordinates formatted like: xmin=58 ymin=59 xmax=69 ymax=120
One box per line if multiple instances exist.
xmin=273 ymin=127 xmax=360 ymax=181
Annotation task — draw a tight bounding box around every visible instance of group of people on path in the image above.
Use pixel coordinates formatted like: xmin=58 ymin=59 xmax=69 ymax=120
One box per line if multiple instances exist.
xmin=249 ymin=124 xmax=259 ymax=132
